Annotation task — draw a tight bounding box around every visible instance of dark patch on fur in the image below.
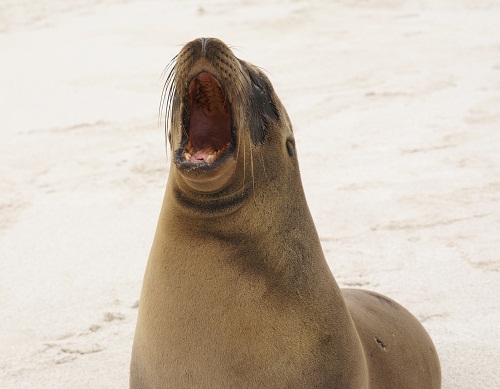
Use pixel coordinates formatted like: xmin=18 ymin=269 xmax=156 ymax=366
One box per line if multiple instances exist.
xmin=241 ymin=62 xmax=280 ymax=146
xmin=173 ymin=186 xmax=249 ymax=214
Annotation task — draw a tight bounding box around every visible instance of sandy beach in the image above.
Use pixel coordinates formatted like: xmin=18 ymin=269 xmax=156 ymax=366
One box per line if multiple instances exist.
xmin=1 ymin=1 xmax=499 ymax=387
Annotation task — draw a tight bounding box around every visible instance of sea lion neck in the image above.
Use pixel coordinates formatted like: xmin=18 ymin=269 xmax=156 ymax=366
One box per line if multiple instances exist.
xmin=161 ymin=160 xmax=327 ymax=296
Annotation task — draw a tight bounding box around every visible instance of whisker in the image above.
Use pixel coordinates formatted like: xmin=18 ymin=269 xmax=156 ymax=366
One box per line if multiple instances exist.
xmin=158 ymin=56 xmax=179 ymax=164
xmin=164 ymin=66 xmax=177 ymax=123
xmin=255 ymin=65 xmax=274 ymax=78
xmin=159 ymin=54 xmax=177 ymax=82
xmin=159 ymin=55 xmax=178 ymax=126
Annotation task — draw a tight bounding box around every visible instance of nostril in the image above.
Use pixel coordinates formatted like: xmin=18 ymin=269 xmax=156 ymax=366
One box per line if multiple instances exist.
xmin=199 ymin=37 xmax=212 ymax=54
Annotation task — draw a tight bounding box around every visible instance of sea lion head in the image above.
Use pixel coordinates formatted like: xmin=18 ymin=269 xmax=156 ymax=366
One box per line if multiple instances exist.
xmin=162 ymin=38 xmax=297 ymax=212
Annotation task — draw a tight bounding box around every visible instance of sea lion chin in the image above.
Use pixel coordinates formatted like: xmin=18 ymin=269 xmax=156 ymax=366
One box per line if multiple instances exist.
xmin=130 ymin=37 xmax=441 ymax=388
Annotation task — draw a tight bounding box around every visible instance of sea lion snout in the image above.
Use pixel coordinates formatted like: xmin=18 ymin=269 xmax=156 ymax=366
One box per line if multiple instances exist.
xmin=161 ymin=38 xmax=242 ymax=193
xmin=164 ymin=37 xmax=287 ymax=196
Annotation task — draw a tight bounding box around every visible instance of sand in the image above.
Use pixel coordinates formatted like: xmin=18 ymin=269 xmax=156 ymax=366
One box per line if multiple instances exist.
xmin=1 ymin=1 xmax=499 ymax=388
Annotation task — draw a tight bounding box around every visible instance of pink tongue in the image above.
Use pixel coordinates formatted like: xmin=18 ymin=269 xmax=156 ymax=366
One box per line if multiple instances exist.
xmin=190 ymin=147 xmax=216 ymax=163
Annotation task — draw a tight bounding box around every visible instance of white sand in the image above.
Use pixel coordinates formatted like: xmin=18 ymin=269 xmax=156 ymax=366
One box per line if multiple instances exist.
xmin=1 ymin=1 xmax=499 ymax=387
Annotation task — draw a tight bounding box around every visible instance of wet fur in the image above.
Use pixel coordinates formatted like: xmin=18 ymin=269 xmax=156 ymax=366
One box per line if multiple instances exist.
xmin=130 ymin=38 xmax=441 ymax=388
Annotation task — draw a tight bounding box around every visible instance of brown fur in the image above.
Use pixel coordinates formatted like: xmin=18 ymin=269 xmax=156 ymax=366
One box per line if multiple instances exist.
xmin=130 ymin=38 xmax=441 ymax=388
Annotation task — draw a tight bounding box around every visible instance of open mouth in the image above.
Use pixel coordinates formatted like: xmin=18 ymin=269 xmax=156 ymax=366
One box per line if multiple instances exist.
xmin=181 ymin=72 xmax=232 ymax=165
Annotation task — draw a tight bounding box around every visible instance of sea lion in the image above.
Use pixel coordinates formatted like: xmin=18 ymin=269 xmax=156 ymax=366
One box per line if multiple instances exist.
xmin=130 ymin=37 xmax=441 ymax=388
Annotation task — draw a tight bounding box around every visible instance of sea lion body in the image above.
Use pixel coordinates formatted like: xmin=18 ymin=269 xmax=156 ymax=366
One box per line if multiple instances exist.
xmin=130 ymin=38 xmax=441 ymax=388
